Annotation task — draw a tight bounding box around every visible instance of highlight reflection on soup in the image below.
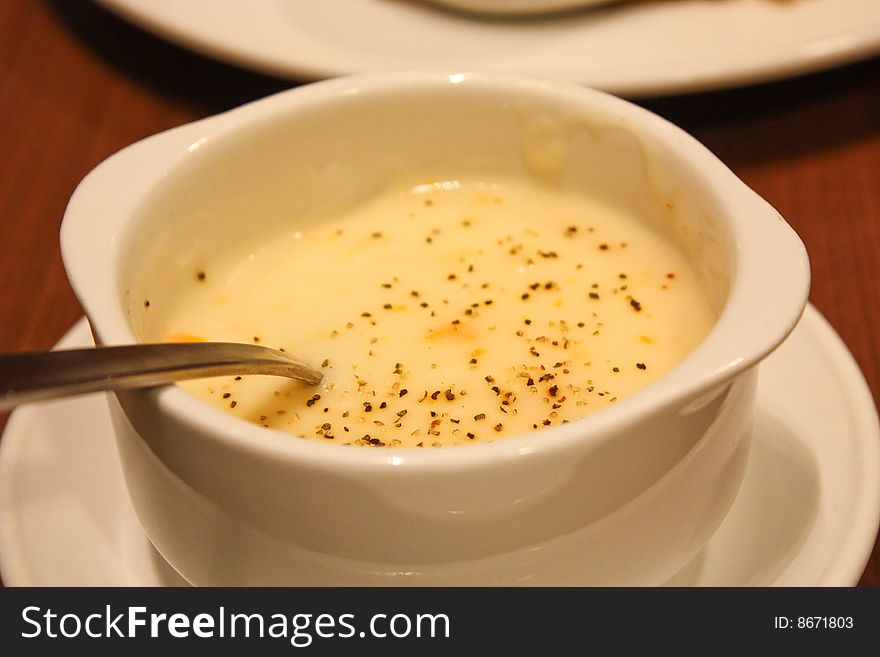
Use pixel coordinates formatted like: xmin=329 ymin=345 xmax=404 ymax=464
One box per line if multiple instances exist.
xmin=147 ymin=178 xmax=715 ymax=447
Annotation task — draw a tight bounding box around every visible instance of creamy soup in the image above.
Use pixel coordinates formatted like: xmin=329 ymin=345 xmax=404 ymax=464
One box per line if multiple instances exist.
xmin=145 ymin=178 xmax=715 ymax=447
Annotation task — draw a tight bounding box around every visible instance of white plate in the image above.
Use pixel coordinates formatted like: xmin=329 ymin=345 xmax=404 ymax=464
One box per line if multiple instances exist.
xmin=1 ymin=305 xmax=878 ymax=586
xmin=93 ymin=0 xmax=880 ymax=96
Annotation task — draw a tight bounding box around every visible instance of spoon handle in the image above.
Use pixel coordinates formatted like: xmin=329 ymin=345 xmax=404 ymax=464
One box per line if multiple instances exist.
xmin=0 ymin=342 xmax=323 ymax=411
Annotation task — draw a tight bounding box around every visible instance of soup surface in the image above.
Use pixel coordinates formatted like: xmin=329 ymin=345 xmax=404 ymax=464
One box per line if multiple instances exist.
xmin=147 ymin=178 xmax=715 ymax=447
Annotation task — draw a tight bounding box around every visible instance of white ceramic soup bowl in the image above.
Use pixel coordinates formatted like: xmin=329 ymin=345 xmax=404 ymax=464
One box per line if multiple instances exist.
xmin=61 ymin=71 xmax=809 ymax=586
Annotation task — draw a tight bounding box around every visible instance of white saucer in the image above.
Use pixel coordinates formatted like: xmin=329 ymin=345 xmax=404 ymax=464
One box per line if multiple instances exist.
xmin=94 ymin=0 xmax=880 ymax=96
xmin=1 ymin=305 xmax=878 ymax=586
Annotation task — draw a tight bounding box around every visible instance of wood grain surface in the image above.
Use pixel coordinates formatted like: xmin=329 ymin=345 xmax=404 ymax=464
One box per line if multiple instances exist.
xmin=0 ymin=0 xmax=878 ymax=586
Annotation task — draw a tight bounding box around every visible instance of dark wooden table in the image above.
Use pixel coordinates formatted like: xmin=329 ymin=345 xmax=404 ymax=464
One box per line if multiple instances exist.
xmin=1 ymin=0 xmax=878 ymax=586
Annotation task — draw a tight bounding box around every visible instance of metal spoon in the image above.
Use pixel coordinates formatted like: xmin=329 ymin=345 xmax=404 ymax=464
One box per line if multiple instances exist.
xmin=0 ymin=342 xmax=323 ymax=411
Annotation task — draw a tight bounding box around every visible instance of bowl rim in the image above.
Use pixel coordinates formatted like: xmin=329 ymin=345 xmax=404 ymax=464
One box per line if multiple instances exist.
xmin=60 ymin=70 xmax=810 ymax=472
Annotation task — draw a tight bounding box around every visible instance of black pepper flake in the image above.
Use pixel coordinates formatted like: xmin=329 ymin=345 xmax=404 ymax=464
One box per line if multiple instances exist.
xmin=143 ymin=300 xmax=150 ymax=308
xmin=526 ymin=377 xmax=535 ymax=386
xmin=529 ymin=283 xmax=540 ymax=290
xmin=363 ymin=402 xmax=373 ymax=412
xmin=361 ymin=312 xmax=372 ymax=317
xmin=397 ymin=410 xmax=408 ymax=417
xmin=494 ymin=423 xmax=503 ymax=432
xmin=524 ymin=319 xmax=532 ymax=325
xmin=451 ymin=319 xmax=461 ymax=325
xmin=321 ymin=422 xmax=331 ymax=431
xmin=542 ymin=419 xmax=551 ymax=426
xmin=399 ymin=389 xmax=409 ymax=397
xmin=469 ymin=358 xmax=478 ymax=364
xmin=383 ymin=303 xmax=392 ymax=310
xmin=445 ymin=389 xmax=455 ymax=401
xmin=466 ymin=432 xmax=476 ymax=440
xmin=612 ymin=367 xmax=620 ymax=373
xmin=630 ymin=299 xmax=643 ymax=312
xmin=589 ymin=292 xmax=600 ymax=300
xmin=521 ymin=293 xmax=530 ymax=300
xmin=474 ymin=413 xmax=486 ymax=421
xmin=234 ymin=376 xmax=242 ymax=381
xmin=420 ymin=302 xmax=429 ymax=308
xmin=252 ymin=336 xmax=260 ymax=343
xmin=321 ymin=359 xmax=329 ymax=368
xmin=529 ymin=346 xmax=540 ymax=357
xmin=599 ymin=243 xmax=609 ymax=251
xmin=549 ymin=385 xmax=559 ymax=396
xmin=381 ymin=283 xmax=392 ymax=288
xmin=484 ymin=299 xmax=493 ymax=305
xmin=306 ymin=394 xmax=321 ymax=407
xmin=430 ymin=390 xmax=441 ymax=400
xmin=222 ymin=393 xmax=231 ymax=399
xmin=379 ymin=402 xmax=387 ymax=409
xmin=196 ymin=271 xmax=206 ymax=282
xmin=230 ymin=401 xmax=237 ymax=408
xmin=491 ymin=386 xmax=500 ymax=395
xmin=636 ymin=362 xmax=647 ymax=370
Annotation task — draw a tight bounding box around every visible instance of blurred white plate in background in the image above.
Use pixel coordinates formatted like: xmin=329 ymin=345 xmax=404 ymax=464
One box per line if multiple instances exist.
xmin=93 ymin=0 xmax=880 ymax=96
